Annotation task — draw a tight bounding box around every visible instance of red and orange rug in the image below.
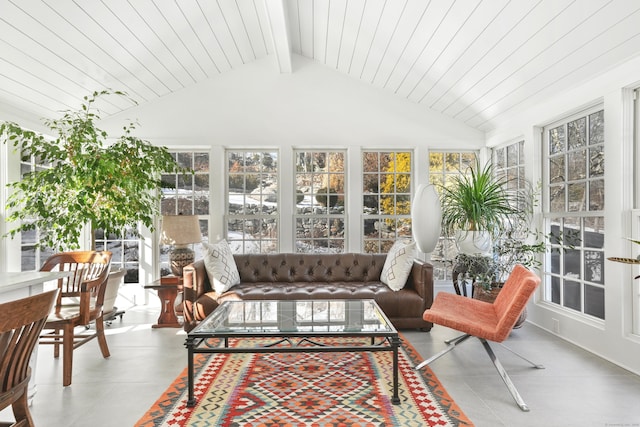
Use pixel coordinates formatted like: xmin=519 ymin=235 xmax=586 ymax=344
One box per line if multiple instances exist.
xmin=135 ymin=336 xmax=473 ymax=426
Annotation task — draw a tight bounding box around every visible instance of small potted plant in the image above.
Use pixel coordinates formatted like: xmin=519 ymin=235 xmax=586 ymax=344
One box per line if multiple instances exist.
xmin=439 ymin=160 xmax=523 ymax=255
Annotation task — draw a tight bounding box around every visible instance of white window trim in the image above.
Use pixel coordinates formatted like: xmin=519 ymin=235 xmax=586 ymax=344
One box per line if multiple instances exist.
xmin=361 ymin=149 xmax=414 ymax=254
xmin=224 ymin=149 xmax=280 ymax=254
xmin=293 ymin=149 xmax=347 ymax=253
xmin=541 ymin=104 xmax=606 ymax=321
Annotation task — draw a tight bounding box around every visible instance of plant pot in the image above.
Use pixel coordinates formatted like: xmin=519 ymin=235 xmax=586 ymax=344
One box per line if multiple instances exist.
xmin=472 ymin=283 xmax=527 ymax=329
xmin=455 ymin=230 xmax=492 ymax=256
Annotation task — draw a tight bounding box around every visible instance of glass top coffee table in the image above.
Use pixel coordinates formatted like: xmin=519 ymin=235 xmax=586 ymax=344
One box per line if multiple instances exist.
xmin=185 ymin=299 xmax=400 ymax=406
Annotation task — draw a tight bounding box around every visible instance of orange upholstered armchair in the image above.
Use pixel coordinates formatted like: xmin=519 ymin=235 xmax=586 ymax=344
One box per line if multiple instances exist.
xmin=415 ymin=264 xmax=543 ymax=411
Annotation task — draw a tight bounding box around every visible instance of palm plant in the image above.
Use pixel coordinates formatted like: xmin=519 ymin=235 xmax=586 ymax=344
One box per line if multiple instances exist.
xmin=440 ymin=160 xmax=521 ymax=239
xmin=453 ymin=217 xmax=546 ymax=291
xmin=442 ymin=162 xmax=544 ymax=292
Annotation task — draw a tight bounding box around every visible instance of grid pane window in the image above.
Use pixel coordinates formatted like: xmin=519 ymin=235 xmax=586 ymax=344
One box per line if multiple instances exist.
xmin=161 ymin=152 xmax=210 ymax=216
xmin=362 ymin=151 xmax=413 ymax=253
xmin=494 ymin=140 xmax=525 ymax=193
xmin=18 ymin=155 xmax=55 ymax=270
xmin=493 ymin=140 xmax=530 ymax=233
xmin=294 ymin=150 xmax=345 ymax=253
xmin=94 ymin=226 xmax=140 ymax=283
xmin=226 ymin=150 xmax=278 ymax=254
xmin=428 ymin=151 xmax=478 ymax=281
xmin=160 ymin=151 xmax=210 ymax=275
xmin=544 ymin=108 xmax=605 ymax=320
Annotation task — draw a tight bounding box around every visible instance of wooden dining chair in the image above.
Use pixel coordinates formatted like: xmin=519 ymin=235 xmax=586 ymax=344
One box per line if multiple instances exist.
xmin=415 ymin=264 xmax=543 ymax=411
xmin=0 ymin=289 xmax=58 ymax=427
xmin=39 ymin=251 xmax=112 ymax=386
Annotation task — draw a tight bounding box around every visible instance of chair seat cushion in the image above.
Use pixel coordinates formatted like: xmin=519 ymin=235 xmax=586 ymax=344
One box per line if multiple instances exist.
xmin=422 ymin=292 xmax=506 ymax=342
xmin=47 ymin=307 xmax=82 ymax=322
xmin=46 ymin=304 xmax=99 ymax=323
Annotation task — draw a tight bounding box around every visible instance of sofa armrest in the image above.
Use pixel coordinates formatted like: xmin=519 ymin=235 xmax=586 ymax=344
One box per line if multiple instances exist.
xmin=407 ymin=260 xmax=434 ymax=312
xmin=183 ymin=259 xmax=209 ymax=294
xmin=182 ymin=259 xmax=209 ymax=332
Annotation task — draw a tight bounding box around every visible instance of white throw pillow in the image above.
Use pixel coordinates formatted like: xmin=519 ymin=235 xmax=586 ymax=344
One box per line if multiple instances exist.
xmin=380 ymin=241 xmax=416 ymax=291
xmin=202 ymin=239 xmax=241 ymax=294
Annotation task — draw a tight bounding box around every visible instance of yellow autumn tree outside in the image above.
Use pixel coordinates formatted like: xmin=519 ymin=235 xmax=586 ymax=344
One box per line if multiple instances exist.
xmin=380 ymin=152 xmax=411 ymax=216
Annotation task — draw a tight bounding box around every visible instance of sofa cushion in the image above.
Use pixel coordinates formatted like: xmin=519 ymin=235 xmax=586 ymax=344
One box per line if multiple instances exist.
xmin=381 ymin=241 xmax=416 ymax=291
xmin=200 ymin=281 xmax=425 ymax=318
xmin=202 ymin=239 xmax=240 ymax=293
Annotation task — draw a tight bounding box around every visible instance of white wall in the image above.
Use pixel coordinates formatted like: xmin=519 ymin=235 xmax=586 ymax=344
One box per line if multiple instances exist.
xmin=486 ymin=56 xmax=640 ymax=375
xmin=101 ymin=54 xmax=485 ymax=147
xmin=1 ymin=54 xmax=484 ymax=264
xmin=100 ymin=54 xmax=485 ymax=251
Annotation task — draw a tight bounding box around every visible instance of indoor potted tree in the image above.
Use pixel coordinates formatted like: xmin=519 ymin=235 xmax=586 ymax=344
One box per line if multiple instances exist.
xmin=0 ymin=90 xmax=187 ymax=251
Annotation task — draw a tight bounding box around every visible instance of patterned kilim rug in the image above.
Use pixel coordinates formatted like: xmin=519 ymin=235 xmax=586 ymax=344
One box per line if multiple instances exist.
xmin=135 ymin=335 xmax=473 ymax=426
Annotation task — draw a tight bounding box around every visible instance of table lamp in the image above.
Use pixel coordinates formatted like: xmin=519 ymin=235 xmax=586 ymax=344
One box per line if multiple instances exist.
xmin=161 ymin=214 xmax=202 ymax=276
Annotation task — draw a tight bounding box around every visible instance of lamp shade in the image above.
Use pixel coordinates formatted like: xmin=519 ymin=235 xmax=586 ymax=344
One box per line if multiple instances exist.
xmin=160 ymin=215 xmax=202 ymax=246
xmin=411 ymin=184 xmax=442 ymax=254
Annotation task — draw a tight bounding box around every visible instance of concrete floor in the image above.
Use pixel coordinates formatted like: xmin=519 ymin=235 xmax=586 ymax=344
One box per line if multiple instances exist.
xmin=3 ymin=302 xmax=640 ymax=427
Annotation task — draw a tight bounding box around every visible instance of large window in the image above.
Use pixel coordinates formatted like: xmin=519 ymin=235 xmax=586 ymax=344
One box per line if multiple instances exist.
xmin=493 ymin=140 xmax=530 ymax=231
xmin=362 ymin=151 xmax=413 ymax=253
xmin=18 ymin=154 xmax=54 ymax=270
xmin=634 ymin=89 xmax=640 ymax=335
xmin=226 ymin=150 xmax=278 ymax=254
xmin=428 ymin=151 xmax=478 ymax=281
xmin=161 ymin=151 xmax=210 ymax=275
xmin=494 ymin=140 xmax=525 ymax=193
xmin=294 ymin=150 xmax=345 ymax=253
xmin=544 ymin=108 xmax=605 ymax=320
xmin=94 ymin=226 xmax=140 ymax=283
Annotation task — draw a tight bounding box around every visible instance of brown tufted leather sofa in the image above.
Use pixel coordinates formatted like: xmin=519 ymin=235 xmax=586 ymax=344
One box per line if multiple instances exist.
xmin=182 ymin=252 xmax=434 ymax=332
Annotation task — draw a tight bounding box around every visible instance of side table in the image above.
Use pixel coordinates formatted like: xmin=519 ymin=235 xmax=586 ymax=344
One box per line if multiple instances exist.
xmin=144 ymin=279 xmax=182 ymax=328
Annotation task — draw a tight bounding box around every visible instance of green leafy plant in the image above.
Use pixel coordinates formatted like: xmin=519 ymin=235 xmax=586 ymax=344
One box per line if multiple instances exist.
xmin=440 ymin=160 xmax=522 ymax=239
xmin=1 ymin=90 xmax=188 ymax=250
xmin=457 ymin=236 xmax=546 ymax=291
xmin=452 ymin=179 xmax=547 ymax=290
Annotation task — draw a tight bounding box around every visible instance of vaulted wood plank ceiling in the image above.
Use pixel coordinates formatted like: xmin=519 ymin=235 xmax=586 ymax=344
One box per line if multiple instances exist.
xmin=1 ymin=0 xmax=639 ymax=132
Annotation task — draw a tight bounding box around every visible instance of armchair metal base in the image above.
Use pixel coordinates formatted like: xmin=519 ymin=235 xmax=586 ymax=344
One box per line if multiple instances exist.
xmin=415 ymin=334 xmax=545 ymax=411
